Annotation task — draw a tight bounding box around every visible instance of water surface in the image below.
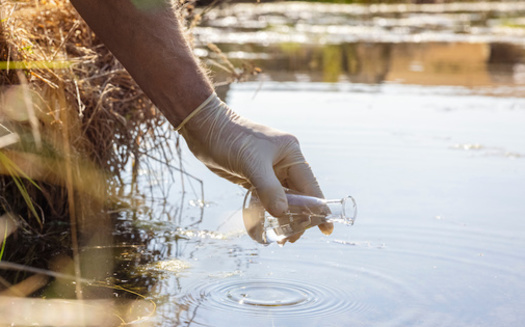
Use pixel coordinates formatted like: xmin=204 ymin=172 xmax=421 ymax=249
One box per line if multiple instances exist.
xmin=119 ymin=81 xmax=525 ymax=326
xmin=197 ymin=1 xmax=525 ymax=90
xmin=116 ymin=2 xmax=525 ymax=326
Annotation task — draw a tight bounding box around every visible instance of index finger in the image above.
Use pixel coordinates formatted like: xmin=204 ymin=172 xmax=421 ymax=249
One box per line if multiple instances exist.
xmin=285 ymin=161 xmax=334 ymax=236
xmin=286 ymin=161 xmax=323 ymax=198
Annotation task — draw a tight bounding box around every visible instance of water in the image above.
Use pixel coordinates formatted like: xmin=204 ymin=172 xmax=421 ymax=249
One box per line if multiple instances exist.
xmin=115 ymin=2 xmax=525 ymax=326
xmin=117 ymin=81 xmax=525 ymax=326
xmin=197 ymin=1 xmax=525 ymax=90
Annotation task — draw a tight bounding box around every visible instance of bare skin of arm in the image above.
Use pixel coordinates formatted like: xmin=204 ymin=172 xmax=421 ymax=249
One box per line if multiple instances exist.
xmin=69 ymin=0 xmax=214 ymax=127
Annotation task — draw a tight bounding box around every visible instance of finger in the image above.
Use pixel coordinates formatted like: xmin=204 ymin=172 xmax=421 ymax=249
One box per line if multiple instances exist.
xmin=286 ymin=231 xmax=304 ymax=244
xmin=285 ymin=161 xmax=323 ymax=198
xmin=318 ymin=222 xmax=334 ymax=235
xmin=286 ymin=161 xmax=334 ymax=235
xmin=248 ymin=163 xmax=288 ymax=217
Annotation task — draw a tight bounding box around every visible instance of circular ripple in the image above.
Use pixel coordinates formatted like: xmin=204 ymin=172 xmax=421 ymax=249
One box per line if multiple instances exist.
xmin=179 ymin=277 xmax=357 ymax=320
xmin=226 ymin=281 xmax=309 ymax=306
xmin=170 ymin=221 xmax=525 ymax=326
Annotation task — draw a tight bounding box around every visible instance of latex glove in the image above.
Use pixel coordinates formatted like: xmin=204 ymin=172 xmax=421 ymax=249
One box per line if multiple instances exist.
xmin=178 ymin=94 xmax=333 ymax=236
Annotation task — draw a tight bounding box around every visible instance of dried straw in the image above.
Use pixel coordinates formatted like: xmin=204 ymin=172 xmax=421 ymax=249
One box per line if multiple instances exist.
xmin=2 ymin=0 xmax=168 ymax=173
xmin=0 ymin=0 xmax=180 ymax=293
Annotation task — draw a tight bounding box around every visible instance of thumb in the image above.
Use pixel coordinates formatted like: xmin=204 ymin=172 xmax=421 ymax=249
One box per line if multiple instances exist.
xmin=248 ymin=164 xmax=288 ymax=217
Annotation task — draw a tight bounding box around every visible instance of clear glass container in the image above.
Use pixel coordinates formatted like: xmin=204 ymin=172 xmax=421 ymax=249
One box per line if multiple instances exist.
xmin=242 ymin=188 xmax=357 ymax=245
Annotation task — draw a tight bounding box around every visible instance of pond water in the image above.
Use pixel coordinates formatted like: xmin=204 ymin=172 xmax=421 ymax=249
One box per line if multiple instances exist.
xmin=115 ymin=2 xmax=525 ymax=326
xmin=125 ymin=81 xmax=525 ymax=327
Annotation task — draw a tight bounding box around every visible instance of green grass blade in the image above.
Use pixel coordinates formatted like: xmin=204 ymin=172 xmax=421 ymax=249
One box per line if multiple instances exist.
xmin=0 ymin=152 xmax=41 ymax=190
xmin=0 ymin=152 xmax=43 ymax=228
xmin=0 ymin=220 xmax=7 ymax=261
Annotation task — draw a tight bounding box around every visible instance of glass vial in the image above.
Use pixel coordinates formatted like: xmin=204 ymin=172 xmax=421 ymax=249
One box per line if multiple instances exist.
xmin=242 ymin=188 xmax=357 ymax=245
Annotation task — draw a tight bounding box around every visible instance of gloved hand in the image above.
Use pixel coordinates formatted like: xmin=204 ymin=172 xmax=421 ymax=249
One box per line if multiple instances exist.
xmin=178 ymin=93 xmax=333 ymax=236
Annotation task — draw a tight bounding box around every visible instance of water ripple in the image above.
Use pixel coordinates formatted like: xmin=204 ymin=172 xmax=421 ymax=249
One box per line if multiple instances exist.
xmin=179 ymin=278 xmax=360 ymax=320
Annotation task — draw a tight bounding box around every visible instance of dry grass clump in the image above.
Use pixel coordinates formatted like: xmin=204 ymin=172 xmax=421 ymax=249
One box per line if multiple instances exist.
xmin=0 ymin=0 xmax=179 ymax=301
xmin=0 ymin=0 xmax=188 ymax=324
xmin=1 ymin=0 xmax=169 ymax=180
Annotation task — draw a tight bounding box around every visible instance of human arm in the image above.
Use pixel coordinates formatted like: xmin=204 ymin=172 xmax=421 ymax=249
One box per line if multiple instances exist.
xmin=70 ymin=0 xmax=333 ymax=234
xmin=69 ymin=0 xmax=213 ymax=127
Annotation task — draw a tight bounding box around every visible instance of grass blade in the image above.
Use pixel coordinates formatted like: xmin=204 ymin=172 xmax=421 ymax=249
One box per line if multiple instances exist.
xmin=0 ymin=152 xmax=42 ymax=228
xmin=0 ymin=220 xmax=7 ymax=261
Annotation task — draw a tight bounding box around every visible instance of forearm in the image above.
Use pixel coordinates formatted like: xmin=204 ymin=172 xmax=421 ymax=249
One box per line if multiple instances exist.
xmin=70 ymin=0 xmax=214 ymax=126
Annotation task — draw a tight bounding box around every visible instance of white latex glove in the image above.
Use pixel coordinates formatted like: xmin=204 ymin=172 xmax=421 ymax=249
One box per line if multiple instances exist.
xmin=178 ymin=94 xmax=333 ymax=236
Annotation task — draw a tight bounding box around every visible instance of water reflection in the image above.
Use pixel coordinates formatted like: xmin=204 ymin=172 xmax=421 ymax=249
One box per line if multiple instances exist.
xmin=211 ymin=41 xmax=525 ymax=87
xmin=198 ymin=1 xmax=525 ymax=45
xmin=198 ymin=1 xmax=525 ymax=89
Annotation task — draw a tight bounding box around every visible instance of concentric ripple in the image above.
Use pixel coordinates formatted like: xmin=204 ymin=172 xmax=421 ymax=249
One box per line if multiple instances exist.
xmin=226 ymin=281 xmax=308 ymax=307
xmin=183 ymin=278 xmax=356 ymax=319
xmin=169 ymin=217 xmax=525 ymax=327
xmin=172 ymin=260 xmax=424 ymax=327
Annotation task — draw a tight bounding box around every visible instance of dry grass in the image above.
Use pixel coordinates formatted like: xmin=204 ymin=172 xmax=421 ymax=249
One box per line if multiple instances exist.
xmin=0 ymin=0 xmax=172 ymax=221
xmin=0 ymin=0 xmax=185 ymax=323
xmin=0 ymin=0 xmax=260 ymax=324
